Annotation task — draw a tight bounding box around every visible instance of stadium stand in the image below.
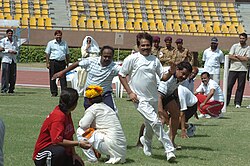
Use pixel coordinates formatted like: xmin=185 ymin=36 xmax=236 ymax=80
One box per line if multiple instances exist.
xmin=64 ymin=0 xmax=245 ymax=36
xmin=0 ymin=0 xmax=246 ymax=38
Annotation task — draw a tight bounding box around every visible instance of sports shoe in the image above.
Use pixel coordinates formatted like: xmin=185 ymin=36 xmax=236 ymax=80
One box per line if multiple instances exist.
xmin=235 ymin=104 xmax=241 ymax=108
xmin=246 ymin=105 xmax=250 ymax=109
xmin=187 ymin=124 xmax=196 ymax=137
xmin=140 ymin=136 xmax=152 ymax=156
xmin=166 ymin=151 xmax=176 ymax=162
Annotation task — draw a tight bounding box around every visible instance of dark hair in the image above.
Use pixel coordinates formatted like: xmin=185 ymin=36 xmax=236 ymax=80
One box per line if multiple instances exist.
xmin=136 ymin=32 xmax=153 ymax=47
xmin=59 ymin=88 xmax=79 ymax=113
xmin=201 ymin=72 xmax=210 ymax=78
xmin=100 ymin=45 xmax=114 ymax=56
xmin=89 ymin=95 xmax=103 ymax=104
xmin=54 ymin=30 xmax=62 ymax=36
xmin=176 ymin=61 xmax=192 ymax=73
xmin=6 ymin=29 xmax=13 ymax=34
xmin=239 ymin=33 xmax=247 ymax=39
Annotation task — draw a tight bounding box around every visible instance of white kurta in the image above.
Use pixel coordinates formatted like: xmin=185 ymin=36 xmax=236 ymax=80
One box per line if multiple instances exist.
xmin=78 ymin=102 xmax=126 ymax=164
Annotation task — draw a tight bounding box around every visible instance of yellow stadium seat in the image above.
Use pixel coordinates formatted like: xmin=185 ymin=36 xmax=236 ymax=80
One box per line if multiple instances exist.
xmin=86 ymin=19 xmax=94 ymax=30
xmin=221 ymin=24 xmax=229 ymax=34
xmin=94 ymin=19 xmax=102 ymax=30
xmin=126 ymin=21 xmax=134 ymax=31
xmin=166 ymin=22 xmax=173 ymax=32
xmin=70 ymin=18 xmax=78 ymax=30
xmin=157 ymin=22 xmax=165 ymax=31
xmin=229 ymin=24 xmax=237 ymax=34
xmin=102 ymin=20 xmax=110 ymax=30
xmin=181 ymin=23 xmax=189 ymax=32
xmin=110 ymin=20 xmax=117 ymax=30
xmin=142 ymin=22 xmax=149 ymax=31
xmin=189 ymin=23 xmax=197 ymax=33
xmin=6 ymin=15 xmax=12 ymax=20
xmin=45 ymin=18 xmax=52 ymax=30
xmin=213 ymin=25 xmax=221 ymax=33
xmin=21 ymin=17 xmax=29 ymax=28
xmin=134 ymin=21 xmax=141 ymax=31
xmin=37 ymin=18 xmax=45 ymax=29
xmin=14 ymin=14 xmax=21 ymax=21
xmin=29 ymin=17 xmax=37 ymax=28
xmin=237 ymin=24 xmax=245 ymax=33
xmin=149 ymin=22 xmax=157 ymax=31
xmin=118 ymin=20 xmax=125 ymax=30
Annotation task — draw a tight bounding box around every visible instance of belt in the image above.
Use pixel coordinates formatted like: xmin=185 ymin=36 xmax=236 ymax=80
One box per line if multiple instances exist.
xmin=50 ymin=59 xmax=65 ymax=62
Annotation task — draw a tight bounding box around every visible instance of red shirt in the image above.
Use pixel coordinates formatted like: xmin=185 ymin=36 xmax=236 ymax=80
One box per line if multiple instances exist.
xmin=33 ymin=106 xmax=75 ymax=160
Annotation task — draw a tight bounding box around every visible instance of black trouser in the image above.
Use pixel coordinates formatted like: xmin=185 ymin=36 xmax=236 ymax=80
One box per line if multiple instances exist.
xmin=34 ymin=145 xmax=82 ymax=166
xmin=1 ymin=61 xmax=16 ymax=93
xmin=227 ymin=71 xmax=247 ymax=106
xmin=49 ymin=60 xmax=67 ymax=95
xmin=184 ymin=103 xmax=198 ymax=122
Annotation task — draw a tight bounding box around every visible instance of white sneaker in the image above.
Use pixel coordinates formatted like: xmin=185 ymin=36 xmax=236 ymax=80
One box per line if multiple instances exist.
xmin=198 ymin=114 xmax=206 ymax=118
xmin=235 ymin=104 xmax=241 ymax=108
xmin=246 ymin=105 xmax=250 ymax=109
xmin=140 ymin=136 xmax=152 ymax=156
xmin=204 ymin=114 xmax=212 ymax=119
xmin=166 ymin=151 xmax=176 ymax=162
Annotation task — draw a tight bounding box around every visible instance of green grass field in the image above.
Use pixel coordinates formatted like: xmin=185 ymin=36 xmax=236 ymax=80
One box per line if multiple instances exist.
xmin=0 ymin=87 xmax=250 ymax=166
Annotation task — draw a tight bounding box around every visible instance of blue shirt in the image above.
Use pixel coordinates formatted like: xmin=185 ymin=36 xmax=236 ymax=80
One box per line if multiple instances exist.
xmin=45 ymin=39 xmax=69 ymax=61
xmin=79 ymin=57 xmax=120 ymax=93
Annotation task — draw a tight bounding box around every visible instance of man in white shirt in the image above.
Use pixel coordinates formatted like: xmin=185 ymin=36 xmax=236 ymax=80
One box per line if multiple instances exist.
xmin=119 ymin=33 xmax=176 ymax=161
xmin=227 ymin=33 xmax=250 ymax=108
xmin=195 ymin=72 xmax=224 ymax=118
xmin=77 ymin=85 xmax=126 ymax=164
xmin=0 ymin=29 xmax=18 ymax=93
xmin=202 ymin=37 xmax=224 ymax=85
xmin=45 ymin=30 xmax=69 ymax=97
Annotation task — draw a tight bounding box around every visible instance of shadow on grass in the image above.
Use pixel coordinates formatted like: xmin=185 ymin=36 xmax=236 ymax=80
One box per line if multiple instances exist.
xmin=127 ymin=145 xmax=142 ymax=150
xmin=0 ymin=91 xmax=37 ymax=96
xmin=193 ymin=134 xmax=210 ymax=137
xmin=174 ymin=154 xmax=207 ymax=161
xmin=98 ymin=157 xmax=135 ymax=164
xmin=181 ymin=145 xmax=214 ymax=151
xmin=152 ymin=154 xmax=178 ymax=163
xmin=194 ymin=124 xmax=219 ymax=126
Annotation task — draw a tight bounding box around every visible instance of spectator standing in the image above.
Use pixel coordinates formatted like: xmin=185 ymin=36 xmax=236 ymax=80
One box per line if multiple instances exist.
xmin=159 ymin=36 xmax=176 ymax=66
xmin=151 ymin=35 xmax=163 ymax=58
xmin=119 ymin=33 xmax=176 ymax=162
xmin=52 ymin=46 xmax=120 ymax=111
xmin=195 ymin=72 xmax=224 ymax=118
xmin=0 ymin=29 xmax=18 ymax=93
xmin=202 ymin=37 xmax=224 ymax=85
xmin=45 ymin=30 xmax=69 ymax=97
xmin=174 ymin=38 xmax=193 ymax=65
xmin=227 ymin=33 xmax=250 ymax=108
xmin=78 ymin=36 xmax=100 ymax=94
xmin=33 ymin=88 xmax=91 ymax=166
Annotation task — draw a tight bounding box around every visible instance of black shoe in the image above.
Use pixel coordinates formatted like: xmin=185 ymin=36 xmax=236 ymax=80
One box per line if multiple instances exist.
xmin=8 ymin=91 xmax=14 ymax=93
xmin=51 ymin=93 xmax=58 ymax=97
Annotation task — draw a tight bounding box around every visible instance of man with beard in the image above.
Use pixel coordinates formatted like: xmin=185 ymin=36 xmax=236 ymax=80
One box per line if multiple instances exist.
xmin=202 ymin=37 xmax=224 ymax=85
xmin=227 ymin=33 xmax=250 ymax=108
xmin=52 ymin=46 xmax=120 ymax=111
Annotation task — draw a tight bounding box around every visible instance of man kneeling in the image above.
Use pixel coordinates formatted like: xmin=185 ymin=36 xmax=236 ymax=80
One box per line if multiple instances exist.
xmin=77 ymin=85 xmax=126 ymax=164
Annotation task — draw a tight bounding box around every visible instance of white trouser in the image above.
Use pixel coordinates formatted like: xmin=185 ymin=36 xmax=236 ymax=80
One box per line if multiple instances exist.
xmin=210 ymin=74 xmax=220 ymax=85
xmin=136 ymin=100 xmax=175 ymax=153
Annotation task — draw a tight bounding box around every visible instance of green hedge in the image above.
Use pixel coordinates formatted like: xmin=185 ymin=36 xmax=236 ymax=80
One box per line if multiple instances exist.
xmin=18 ymin=46 xmax=131 ymax=63
xmin=18 ymin=46 xmax=229 ymax=67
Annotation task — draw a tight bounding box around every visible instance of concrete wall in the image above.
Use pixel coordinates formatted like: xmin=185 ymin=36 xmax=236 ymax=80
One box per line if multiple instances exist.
xmin=20 ymin=29 xmax=242 ymax=52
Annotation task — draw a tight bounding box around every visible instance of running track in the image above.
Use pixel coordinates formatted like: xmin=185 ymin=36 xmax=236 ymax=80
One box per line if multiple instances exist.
xmin=0 ymin=67 xmax=250 ymax=97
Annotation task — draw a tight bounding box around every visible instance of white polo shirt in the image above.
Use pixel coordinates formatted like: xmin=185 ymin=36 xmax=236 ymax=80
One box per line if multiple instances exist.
xmin=195 ymin=79 xmax=224 ymax=102
xmin=45 ymin=39 xmax=69 ymax=61
xmin=178 ymin=85 xmax=197 ymax=111
xmin=158 ymin=75 xmax=181 ymax=97
xmin=202 ymin=47 xmax=224 ymax=75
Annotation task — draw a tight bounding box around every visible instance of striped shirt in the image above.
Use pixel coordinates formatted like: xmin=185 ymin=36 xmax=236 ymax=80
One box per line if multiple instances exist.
xmin=79 ymin=57 xmax=120 ymax=93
